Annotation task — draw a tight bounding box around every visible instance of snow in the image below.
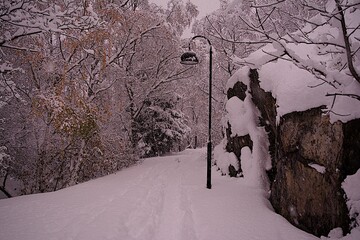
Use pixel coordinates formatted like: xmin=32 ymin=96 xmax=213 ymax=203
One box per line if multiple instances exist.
xmin=342 ymin=169 xmax=360 ymax=233
xmin=308 ymin=163 xmax=326 ymax=174
xmin=226 ymin=66 xmax=251 ymax=90
xmin=0 ymin=149 xmax=321 ymax=240
xmin=221 ymin=67 xmax=272 ymax=190
xmin=259 ymin=58 xmax=329 ymax=121
xmin=237 ymin=44 xmax=360 ymax=124
xmin=213 ymin=140 xmax=240 ymax=175
xmin=225 ymin=96 xmax=251 ymax=137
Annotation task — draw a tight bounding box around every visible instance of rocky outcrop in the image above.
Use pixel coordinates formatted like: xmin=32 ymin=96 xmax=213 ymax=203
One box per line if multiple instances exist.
xmin=272 ymin=107 xmax=351 ymax=236
xmin=225 ymin=68 xmax=360 ymax=237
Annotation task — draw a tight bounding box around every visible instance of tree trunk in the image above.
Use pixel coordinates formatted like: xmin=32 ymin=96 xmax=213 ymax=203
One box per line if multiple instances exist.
xmin=68 ymin=139 xmax=86 ymax=187
xmin=0 ymin=172 xmax=12 ymax=198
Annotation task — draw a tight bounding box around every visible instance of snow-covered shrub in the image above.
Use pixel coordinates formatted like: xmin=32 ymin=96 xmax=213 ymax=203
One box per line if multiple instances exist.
xmin=133 ymin=95 xmax=190 ymax=158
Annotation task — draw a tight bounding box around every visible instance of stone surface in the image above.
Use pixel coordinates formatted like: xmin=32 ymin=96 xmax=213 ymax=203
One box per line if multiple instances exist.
xmin=271 ymin=150 xmax=349 ymax=237
xmin=271 ymin=107 xmax=350 ymax=237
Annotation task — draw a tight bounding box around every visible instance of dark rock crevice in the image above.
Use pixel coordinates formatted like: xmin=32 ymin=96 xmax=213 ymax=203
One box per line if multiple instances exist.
xmin=227 ymin=81 xmax=247 ymax=101
xmin=342 ymin=119 xmax=360 ymax=176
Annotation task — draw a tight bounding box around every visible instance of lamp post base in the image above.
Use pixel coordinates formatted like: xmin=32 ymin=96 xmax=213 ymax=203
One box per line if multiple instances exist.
xmin=207 ymin=141 xmax=212 ymax=189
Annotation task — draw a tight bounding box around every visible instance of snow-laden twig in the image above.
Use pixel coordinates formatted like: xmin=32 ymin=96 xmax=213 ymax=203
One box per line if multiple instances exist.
xmin=251 ymin=0 xmax=285 ymax=9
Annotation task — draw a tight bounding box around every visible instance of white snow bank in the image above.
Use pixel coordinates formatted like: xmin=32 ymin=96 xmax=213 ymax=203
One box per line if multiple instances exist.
xmin=342 ymin=169 xmax=360 ymax=228
xmin=0 ymin=149 xmax=320 ymax=240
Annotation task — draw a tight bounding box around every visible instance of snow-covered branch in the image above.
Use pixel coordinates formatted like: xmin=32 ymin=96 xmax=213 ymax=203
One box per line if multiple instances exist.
xmin=251 ymin=0 xmax=285 ymax=9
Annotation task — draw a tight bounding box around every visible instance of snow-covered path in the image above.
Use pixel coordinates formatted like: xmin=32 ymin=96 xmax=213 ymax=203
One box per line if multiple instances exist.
xmin=0 ymin=149 xmax=318 ymax=240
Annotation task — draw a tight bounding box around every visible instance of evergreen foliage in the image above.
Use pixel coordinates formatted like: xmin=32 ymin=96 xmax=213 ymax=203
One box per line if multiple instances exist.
xmin=133 ymin=95 xmax=190 ymax=157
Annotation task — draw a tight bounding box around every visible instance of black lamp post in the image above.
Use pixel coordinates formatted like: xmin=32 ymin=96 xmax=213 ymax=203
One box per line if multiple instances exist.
xmin=180 ymin=35 xmax=212 ymax=189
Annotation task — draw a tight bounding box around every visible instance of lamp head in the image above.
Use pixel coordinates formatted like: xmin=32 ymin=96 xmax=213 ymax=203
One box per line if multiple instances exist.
xmin=180 ymin=51 xmax=199 ymax=65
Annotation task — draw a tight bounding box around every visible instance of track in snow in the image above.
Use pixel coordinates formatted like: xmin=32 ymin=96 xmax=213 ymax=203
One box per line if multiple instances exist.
xmin=0 ymin=149 xmax=318 ymax=240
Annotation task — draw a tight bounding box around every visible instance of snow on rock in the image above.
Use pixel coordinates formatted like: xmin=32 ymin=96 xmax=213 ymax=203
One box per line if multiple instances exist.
xmin=256 ymin=54 xmax=360 ymax=124
xmin=213 ymin=140 xmax=240 ymax=175
xmin=259 ymin=58 xmax=328 ymax=121
xmin=308 ymin=163 xmax=326 ymax=174
xmin=240 ymin=146 xmax=253 ymax=179
xmin=230 ymin=3 xmax=360 ymax=124
xmin=259 ymin=53 xmax=360 ymax=122
xmin=327 ymin=228 xmax=344 ymax=239
xmin=225 ymin=96 xmax=251 ymax=137
xmin=226 ymin=66 xmax=251 ymax=90
xmin=221 ymin=68 xmax=272 ymax=190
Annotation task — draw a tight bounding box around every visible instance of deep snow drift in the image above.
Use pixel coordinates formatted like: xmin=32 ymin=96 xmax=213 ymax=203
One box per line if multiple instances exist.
xmin=0 ymin=149 xmax=359 ymax=240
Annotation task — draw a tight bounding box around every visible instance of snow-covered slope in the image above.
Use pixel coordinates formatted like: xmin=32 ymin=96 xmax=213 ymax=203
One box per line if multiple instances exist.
xmin=0 ymin=149 xmax=320 ymax=240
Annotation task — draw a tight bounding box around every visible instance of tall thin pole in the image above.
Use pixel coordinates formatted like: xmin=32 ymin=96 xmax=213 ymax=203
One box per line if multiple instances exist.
xmin=207 ymin=45 xmax=212 ymax=189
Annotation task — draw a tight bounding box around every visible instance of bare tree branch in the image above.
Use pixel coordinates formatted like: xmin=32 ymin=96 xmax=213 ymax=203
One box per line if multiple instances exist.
xmin=335 ymin=0 xmax=360 ymax=84
xmin=326 ymin=92 xmax=360 ymax=101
